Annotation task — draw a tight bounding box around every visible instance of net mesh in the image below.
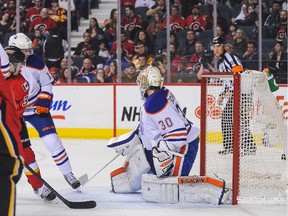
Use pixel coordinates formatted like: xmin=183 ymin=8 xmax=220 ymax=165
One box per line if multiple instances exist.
xmin=202 ymin=71 xmax=287 ymax=203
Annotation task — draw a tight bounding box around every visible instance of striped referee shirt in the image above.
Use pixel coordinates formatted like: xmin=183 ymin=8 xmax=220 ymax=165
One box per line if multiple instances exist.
xmin=218 ymin=51 xmax=243 ymax=95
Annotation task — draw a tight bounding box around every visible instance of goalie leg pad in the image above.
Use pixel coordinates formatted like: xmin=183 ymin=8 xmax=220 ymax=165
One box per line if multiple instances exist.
xmin=111 ymin=145 xmax=150 ymax=193
xmin=141 ymin=174 xmax=230 ymax=205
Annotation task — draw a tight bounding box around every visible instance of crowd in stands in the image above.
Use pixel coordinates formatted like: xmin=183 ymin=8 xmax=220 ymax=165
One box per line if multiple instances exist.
xmin=1 ymin=0 xmax=286 ymax=84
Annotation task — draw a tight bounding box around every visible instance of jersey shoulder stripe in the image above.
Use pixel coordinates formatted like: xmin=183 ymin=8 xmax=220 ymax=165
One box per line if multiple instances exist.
xmin=144 ymin=88 xmax=169 ymax=114
xmin=26 ymin=53 xmax=45 ymax=69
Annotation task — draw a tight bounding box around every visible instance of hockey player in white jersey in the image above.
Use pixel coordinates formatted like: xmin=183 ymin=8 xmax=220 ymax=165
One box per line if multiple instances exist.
xmin=108 ymin=66 xmax=230 ymax=204
xmin=8 ymin=33 xmax=81 ymax=189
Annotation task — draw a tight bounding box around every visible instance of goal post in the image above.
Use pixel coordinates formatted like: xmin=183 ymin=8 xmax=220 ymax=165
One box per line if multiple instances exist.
xmin=200 ymin=71 xmax=287 ymax=205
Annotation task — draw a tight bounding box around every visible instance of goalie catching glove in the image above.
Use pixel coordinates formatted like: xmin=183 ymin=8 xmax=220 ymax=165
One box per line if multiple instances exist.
xmin=152 ymin=140 xmax=177 ymax=178
xmin=35 ymin=92 xmax=52 ymax=115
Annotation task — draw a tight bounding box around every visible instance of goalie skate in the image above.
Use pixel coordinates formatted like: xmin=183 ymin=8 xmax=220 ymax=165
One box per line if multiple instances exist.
xmin=34 ymin=185 xmax=56 ymax=201
xmin=64 ymin=172 xmax=81 ymax=189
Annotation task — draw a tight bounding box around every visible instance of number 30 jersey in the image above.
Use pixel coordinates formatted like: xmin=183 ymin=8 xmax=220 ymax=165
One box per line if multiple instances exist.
xmin=139 ymin=87 xmax=199 ymax=151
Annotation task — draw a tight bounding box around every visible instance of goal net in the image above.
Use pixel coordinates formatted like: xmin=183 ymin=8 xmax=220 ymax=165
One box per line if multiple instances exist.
xmin=200 ymin=71 xmax=287 ymax=204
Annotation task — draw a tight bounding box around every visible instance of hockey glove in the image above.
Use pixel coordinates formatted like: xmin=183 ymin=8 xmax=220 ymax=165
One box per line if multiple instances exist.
xmin=35 ymin=92 xmax=52 ymax=115
xmin=152 ymin=146 xmax=174 ymax=178
xmin=157 ymin=140 xmax=176 ymax=153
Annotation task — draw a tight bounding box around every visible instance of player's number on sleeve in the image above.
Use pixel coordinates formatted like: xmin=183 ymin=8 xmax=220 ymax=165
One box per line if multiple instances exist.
xmin=158 ymin=117 xmax=173 ymax=130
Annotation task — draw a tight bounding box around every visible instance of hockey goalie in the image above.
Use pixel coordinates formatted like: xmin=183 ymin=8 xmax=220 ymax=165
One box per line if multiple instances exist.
xmin=107 ymin=66 xmax=230 ymax=205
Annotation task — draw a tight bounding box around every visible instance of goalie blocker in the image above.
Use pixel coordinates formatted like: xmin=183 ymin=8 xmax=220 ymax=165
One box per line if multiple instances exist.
xmin=141 ymin=174 xmax=231 ymax=205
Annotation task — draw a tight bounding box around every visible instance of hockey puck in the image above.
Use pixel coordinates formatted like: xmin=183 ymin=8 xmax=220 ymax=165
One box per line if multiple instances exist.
xmin=281 ymin=154 xmax=286 ymax=160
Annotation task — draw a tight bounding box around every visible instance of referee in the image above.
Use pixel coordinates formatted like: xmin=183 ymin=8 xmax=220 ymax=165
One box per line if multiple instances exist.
xmin=211 ymin=36 xmax=256 ymax=155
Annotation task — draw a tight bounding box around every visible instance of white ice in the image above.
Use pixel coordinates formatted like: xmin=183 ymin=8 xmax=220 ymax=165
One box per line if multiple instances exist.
xmin=16 ymin=139 xmax=287 ymax=216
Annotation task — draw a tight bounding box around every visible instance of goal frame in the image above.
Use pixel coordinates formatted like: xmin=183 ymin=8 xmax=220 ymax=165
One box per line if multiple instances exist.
xmin=200 ymin=72 xmax=241 ymax=205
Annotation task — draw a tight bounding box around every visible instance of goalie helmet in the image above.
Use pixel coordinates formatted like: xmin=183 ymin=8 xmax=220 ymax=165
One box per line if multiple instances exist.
xmin=4 ymin=46 xmax=25 ymax=78
xmin=8 ymin=33 xmax=33 ymax=56
xmin=136 ymin=66 xmax=164 ymax=100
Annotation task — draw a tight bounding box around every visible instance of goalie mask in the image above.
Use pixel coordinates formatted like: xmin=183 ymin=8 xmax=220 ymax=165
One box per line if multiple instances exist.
xmin=8 ymin=33 xmax=33 ymax=57
xmin=4 ymin=46 xmax=25 ymax=77
xmin=136 ymin=66 xmax=164 ymax=100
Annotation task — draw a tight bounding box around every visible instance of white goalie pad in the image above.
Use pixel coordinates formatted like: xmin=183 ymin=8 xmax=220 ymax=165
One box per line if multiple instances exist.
xmin=110 ymin=145 xmax=150 ymax=193
xmin=141 ymin=174 xmax=231 ymax=205
xmin=107 ymin=125 xmax=141 ymax=156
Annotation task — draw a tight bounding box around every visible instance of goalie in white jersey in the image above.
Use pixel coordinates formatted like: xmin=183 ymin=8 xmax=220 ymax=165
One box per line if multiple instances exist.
xmin=8 ymin=33 xmax=81 ymax=189
xmin=108 ymin=66 xmax=229 ymax=204
xmin=137 ymin=66 xmax=200 ymax=177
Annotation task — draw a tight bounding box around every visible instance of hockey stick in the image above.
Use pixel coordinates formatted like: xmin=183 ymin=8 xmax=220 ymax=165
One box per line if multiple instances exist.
xmin=79 ymin=150 xmax=123 ymax=186
xmin=24 ymin=164 xmax=96 ymax=209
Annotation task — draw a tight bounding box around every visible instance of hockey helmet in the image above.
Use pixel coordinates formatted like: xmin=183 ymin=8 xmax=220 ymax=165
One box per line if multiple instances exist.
xmin=136 ymin=66 xmax=164 ymax=100
xmin=8 ymin=33 xmax=33 ymax=56
xmin=4 ymin=46 xmax=25 ymax=77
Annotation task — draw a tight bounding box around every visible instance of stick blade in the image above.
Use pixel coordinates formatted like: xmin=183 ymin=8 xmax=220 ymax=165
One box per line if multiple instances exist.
xmin=67 ymin=200 xmax=97 ymax=209
xmin=79 ymin=174 xmax=89 ymax=186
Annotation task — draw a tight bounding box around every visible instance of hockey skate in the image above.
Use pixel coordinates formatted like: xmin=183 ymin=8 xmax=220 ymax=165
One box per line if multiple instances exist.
xmin=64 ymin=172 xmax=81 ymax=189
xmin=34 ymin=185 xmax=56 ymax=201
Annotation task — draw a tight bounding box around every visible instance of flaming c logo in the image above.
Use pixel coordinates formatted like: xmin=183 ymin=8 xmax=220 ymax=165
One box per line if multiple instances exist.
xmin=195 ymin=95 xmax=223 ymax=119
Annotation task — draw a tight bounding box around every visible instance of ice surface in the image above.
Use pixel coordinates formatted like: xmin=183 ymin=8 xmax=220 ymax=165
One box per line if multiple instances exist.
xmin=16 ymin=139 xmax=287 ymax=216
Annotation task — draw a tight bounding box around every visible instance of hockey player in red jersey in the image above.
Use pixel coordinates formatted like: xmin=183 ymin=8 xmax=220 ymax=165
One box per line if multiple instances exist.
xmin=8 ymin=33 xmax=81 ymax=190
xmin=2 ymin=44 xmax=56 ymax=201
xmin=0 ymin=65 xmax=23 ymax=216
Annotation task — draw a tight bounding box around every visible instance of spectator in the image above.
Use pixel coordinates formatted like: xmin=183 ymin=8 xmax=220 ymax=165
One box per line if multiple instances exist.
xmin=58 ymin=0 xmax=78 ymax=31
xmin=267 ymin=41 xmax=287 ymax=84
xmin=121 ymin=5 xmax=144 ymax=39
xmin=49 ymin=66 xmax=59 ymax=82
xmin=110 ymin=31 xmax=134 ymax=60
xmin=231 ymin=0 xmax=249 ymax=23
xmin=26 ymin=0 xmax=42 ymax=25
xmin=264 ymin=1 xmax=282 ymax=27
xmin=4 ymin=0 xmax=16 ymax=23
xmin=216 ymin=25 xmax=226 ymax=40
xmin=146 ymin=0 xmax=166 ymax=18
xmin=86 ymin=17 xmax=104 ymax=45
xmin=275 ymin=9 xmax=287 ymax=42
xmin=172 ymin=0 xmax=183 ymax=16
xmin=226 ymin=22 xmax=238 ymax=41
xmin=60 ymin=56 xmax=79 ymax=79
xmin=176 ymin=29 xmax=198 ymax=64
xmin=32 ymin=29 xmax=46 ymax=57
xmin=0 ymin=12 xmax=10 ymax=43
xmin=73 ymin=32 xmax=97 ymax=59
xmin=146 ymin=10 xmax=164 ymax=39
xmin=75 ymin=58 xmax=97 ymax=83
xmin=100 ymin=8 xmax=117 ymax=42
xmin=95 ymin=68 xmax=106 ymax=83
xmin=122 ymin=62 xmax=138 ymax=83
xmin=169 ymin=43 xmax=183 ymax=82
xmin=104 ymin=60 xmax=118 ymax=83
xmin=134 ymin=29 xmax=153 ymax=54
xmin=98 ymin=40 xmax=111 ymax=62
xmin=43 ymin=30 xmax=66 ymax=68
xmin=132 ymin=41 xmax=153 ymax=70
xmin=232 ymin=28 xmax=247 ymax=58
xmin=186 ymin=5 xmax=209 ymax=34
xmin=179 ymin=41 xmax=205 ymax=83
xmin=47 ymin=0 xmax=67 ymax=39
xmin=224 ymin=42 xmax=234 ymax=54
xmin=162 ymin=5 xmax=186 ymax=32
xmin=58 ymin=68 xmax=76 ymax=83
xmin=169 ymin=31 xmax=179 ymax=50
xmin=29 ymin=8 xmax=57 ymax=38
xmin=242 ymin=40 xmax=258 ymax=70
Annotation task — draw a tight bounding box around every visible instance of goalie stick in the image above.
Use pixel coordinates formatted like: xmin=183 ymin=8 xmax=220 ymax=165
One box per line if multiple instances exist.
xmin=24 ymin=164 xmax=96 ymax=209
xmin=79 ymin=150 xmax=124 ymax=186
